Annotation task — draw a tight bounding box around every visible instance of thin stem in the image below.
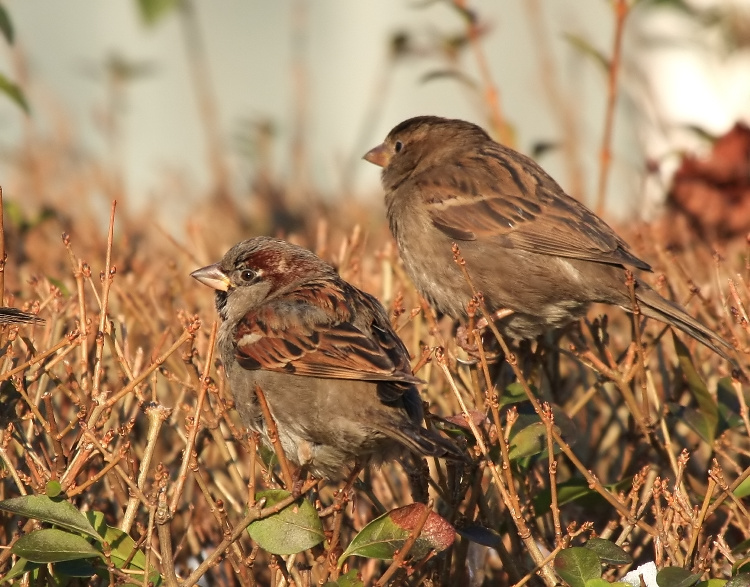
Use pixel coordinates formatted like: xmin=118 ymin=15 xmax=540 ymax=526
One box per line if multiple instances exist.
xmin=595 ymin=0 xmax=629 ymax=216
xmin=255 ymin=383 xmax=295 ymax=489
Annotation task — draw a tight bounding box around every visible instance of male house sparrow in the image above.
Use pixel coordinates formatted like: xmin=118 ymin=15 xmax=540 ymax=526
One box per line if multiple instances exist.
xmin=364 ymin=116 xmax=735 ymax=362
xmin=191 ymin=237 xmax=458 ymax=481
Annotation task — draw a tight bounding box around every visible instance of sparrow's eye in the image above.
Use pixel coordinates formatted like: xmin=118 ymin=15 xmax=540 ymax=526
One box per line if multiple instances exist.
xmin=239 ymin=269 xmax=257 ymax=283
xmin=394 ymin=140 xmax=403 ymax=153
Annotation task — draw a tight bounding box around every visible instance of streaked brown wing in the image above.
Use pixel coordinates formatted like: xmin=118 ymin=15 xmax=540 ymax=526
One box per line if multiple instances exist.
xmin=419 ymin=144 xmax=651 ymax=270
xmin=233 ymin=281 xmax=420 ymax=385
xmin=0 ymin=308 xmax=44 ymax=325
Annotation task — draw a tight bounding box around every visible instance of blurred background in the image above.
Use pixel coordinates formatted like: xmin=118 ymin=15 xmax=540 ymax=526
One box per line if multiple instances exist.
xmin=1 ymin=4 xmax=748 ymax=583
xmin=0 ymin=0 xmax=748 ymax=235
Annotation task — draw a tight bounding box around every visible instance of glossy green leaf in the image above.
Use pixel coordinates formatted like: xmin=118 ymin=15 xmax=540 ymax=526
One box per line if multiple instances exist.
xmin=0 ymin=558 xmax=42 ymax=583
xmin=86 ymin=511 xmax=151 ymax=574
xmin=554 ymin=547 xmax=602 ymax=587
xmin=338 ymin=503 xmax=454 ymax=566
xmin=584 ymin=538 xmax=632 ymax=565
xmin=0 ymin=495 xmax=100 ymax=540
xmin=11 ymin=528 xmax=102 ymax=563
xmin=673 ymin=333 xmax=718 ymax=444
xmin=656 ymin=566 xmax=700 ymax=587
xmin=247 ymin=490 xmax=324 ymax=555
xmin=696 ymin=580 xmax=728 ymax=587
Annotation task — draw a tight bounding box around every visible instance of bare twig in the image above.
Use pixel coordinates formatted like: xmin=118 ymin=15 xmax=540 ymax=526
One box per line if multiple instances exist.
xmin=254 ymin=383 xmax=295 ymax=489
xmin=595 ymin=0 xmax=629 ymax=216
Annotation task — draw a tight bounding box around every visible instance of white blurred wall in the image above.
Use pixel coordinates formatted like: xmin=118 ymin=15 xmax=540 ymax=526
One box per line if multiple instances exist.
xmin=0 ymin=0 xmax=746 ymax=221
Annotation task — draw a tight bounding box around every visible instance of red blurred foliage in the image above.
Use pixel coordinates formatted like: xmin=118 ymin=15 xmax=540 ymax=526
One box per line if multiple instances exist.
xmin=666 ymin=122 xmax=750 ymax=240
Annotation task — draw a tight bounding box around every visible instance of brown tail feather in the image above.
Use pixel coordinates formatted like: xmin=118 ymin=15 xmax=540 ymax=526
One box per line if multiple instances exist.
xmin=635 ymin=285 xmax=736 ymax=365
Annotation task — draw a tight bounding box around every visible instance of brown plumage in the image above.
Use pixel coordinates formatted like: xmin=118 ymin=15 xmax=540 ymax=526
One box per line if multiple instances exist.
xmin=364 ymin=116 xmax=735 ymax=363
xmin=0 ymin=308 xmax=44 ymax=325
xmin=191 ymin=237 xmax=460 ymax=480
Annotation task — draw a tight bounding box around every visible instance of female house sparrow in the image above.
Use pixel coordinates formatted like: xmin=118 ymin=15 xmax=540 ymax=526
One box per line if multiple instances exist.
xmin=191 ymin=237 xmax=459 ymax=481
xmin=364 ymin=116 xmax=735 ymax=362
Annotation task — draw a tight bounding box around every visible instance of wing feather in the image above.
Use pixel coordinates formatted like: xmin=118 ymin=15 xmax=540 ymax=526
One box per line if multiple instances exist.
xmin=233 ymin=280 xmax=420 ymax=387
xmin=419 ymin=144 xmax=651 ymax=270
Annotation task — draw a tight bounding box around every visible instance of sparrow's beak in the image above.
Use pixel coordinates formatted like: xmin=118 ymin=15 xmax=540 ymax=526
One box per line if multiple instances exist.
xmin=191 ymin=263 xmax=231 ymax=292
xmin=363 ymin=143 xmax=391 ymax=168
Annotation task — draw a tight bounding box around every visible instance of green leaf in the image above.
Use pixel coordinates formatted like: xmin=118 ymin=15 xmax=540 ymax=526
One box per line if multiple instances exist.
xmin=507 ymin=405 xmax=577 ymax=461
xmin=727 ymin=574 xmax=750 ymax=587
xmin=0 ymin=495 xmax=100 ymax=540
xmin=734 ymin=558 xmax=750 ymax=576
xmin=0 ymin=5 xmax=13 ymax=44
xmin=508 ymin=421 xmax=548 ymax=460
xmin=533 ymin=477 xmax=632 ymax=513
xmin=696 ymin=580 xmax=728 ymax=587
xmin=46 ymin=480 xmax=62 ymax=498
xmin=0 ymin=71 xmax=28 ymax=113
xmin=734 ymin=477 xmax=750 ymax=499
xmin=500 ymin=382 xmax=532 ymax=406
xmin=562 ymin=33 xmax=609 ymax=71
xmin=587 ymin=580 xmax=632 ymax=587
xmin=584 ymin=538 xmax=632 ymax=565
xmin=456 ymin=524 xmax=502 ymax=548
xmin=136 ymin=0 xmax=181 ymax=26
xmin=53 ymin=558 xmax=99 ymax=578
xmin=247 ymin=490 xmax=324 ymax=555
xmin=85 ymin=511 xmax=150 ymax=574
xmin=656 ymin=566 xmax=701 ymax=587
xmin=12 ymin=528 xmax=102 ymax=563
xmin=47 ymin=276 xmax=71 ymax=297
xmin=667 ymin=403 xmax=716 ymax=445
xmin=0 ymin=558 xmax=42 ymax=583
xmin=554 ymin=547 xmax=602 ymax=587
xmin=673 ymin=332 xmax=718 ymax=443
xmin=732 ymin=538 xmax=750 ymax=556
xmin=338 ymin=503 xmax=454 ymax=566
xmin=323 ymin=569 xmax=364 ymax=587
